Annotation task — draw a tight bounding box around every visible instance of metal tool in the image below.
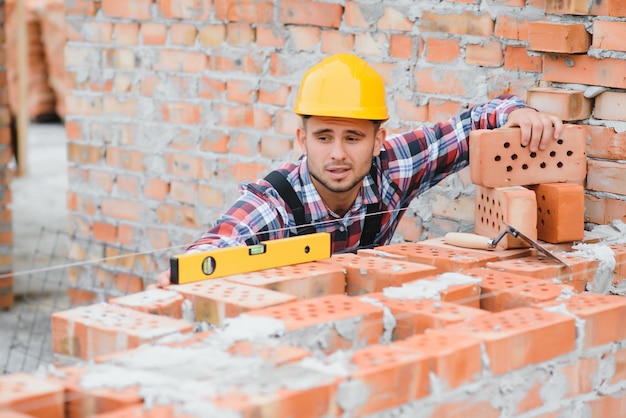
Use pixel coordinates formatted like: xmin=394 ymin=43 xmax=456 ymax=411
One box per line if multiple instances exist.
xmin=444 ymin=222 xmax=570 ymax=267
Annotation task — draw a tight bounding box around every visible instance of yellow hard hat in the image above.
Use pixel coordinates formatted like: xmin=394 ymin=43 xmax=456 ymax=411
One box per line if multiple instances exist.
xmin=294 ymin=53 xmax=389 ymax=121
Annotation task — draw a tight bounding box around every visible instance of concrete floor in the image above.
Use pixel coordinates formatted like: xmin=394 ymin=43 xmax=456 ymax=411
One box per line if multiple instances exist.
xmin=1 ymin=122 xmax=69 ymax=374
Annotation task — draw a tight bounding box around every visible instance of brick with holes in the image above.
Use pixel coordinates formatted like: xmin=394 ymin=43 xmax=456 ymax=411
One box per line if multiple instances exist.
xmin=474 ymin=185 xmax=537 ymax=249
xmin=377 ymin=242 xmax=500 ymax=274
xmin=316 ymin=252 xmax=437 ymax=296
xmin=486 ymin=253 xmax=598 ymax=292
xmin=245 ymin=294 xmax=384 ymax=353
xmin=539 ymin=292 xmax=626 ymax=348
xmin=361 ymin=293 xmax=489 ymax=340
xmin=109 ymin=288 xmax=185 ymax=318
xmin=47 ymin=366 xmax=142 ymax=418
xmin=0 ymin=373 xmax=64 ymax=418
xmin=395 ymin=329 xmax=483 ymax=390
xmin=335 ymin=343 xmax=430 ymax=416
xmin=51 ymin=304 xmax=193 ymax=360
xmin=172 ymin=279 xmax=297 ymax=326
xmin=469 ymin=125 xmax=587 ymax=188
xmin=444 ymin=307 xmax=576 ymax=375
xmin=222 ymin=261 xmax=346 ymax=300
xmin=464 ymin=267 xmax=575 ymax=312
xmin=529 ymin=183 xmax=584 ymax=243
xmin=611 ymin=244 xmax=626 ymax=287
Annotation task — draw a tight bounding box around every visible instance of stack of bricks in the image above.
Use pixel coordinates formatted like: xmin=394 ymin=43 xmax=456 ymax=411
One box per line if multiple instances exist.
xmin=0 ymin=0 xmax=13 ymax=310
xmin=5 ymin=0 xmax=65 ymax=121
xmin=2 ymin=233 xmax=626 ymax=416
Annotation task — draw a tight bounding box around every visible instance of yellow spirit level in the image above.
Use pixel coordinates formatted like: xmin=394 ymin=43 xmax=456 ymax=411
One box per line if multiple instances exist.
xmin=169 ymin=233 xmax=332 ymax=284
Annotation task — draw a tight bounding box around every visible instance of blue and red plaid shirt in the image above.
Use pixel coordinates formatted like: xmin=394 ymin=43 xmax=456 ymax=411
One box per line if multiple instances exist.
xmin=188 ymin=95 xmax=529 ymax=254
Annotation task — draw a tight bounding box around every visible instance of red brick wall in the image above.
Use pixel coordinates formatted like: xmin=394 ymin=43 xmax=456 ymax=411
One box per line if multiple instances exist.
xmin=64 ymin=0 xmax=626 ymax=295
xmin=0 ymin=0 xmax=14 ymax=309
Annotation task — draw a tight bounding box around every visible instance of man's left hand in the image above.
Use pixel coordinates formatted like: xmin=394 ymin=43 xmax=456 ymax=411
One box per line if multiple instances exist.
xmin=503 ymin=108 xmax=563 ymax=152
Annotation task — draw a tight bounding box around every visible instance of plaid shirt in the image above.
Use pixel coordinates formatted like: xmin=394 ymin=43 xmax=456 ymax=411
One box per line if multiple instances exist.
xmin=188 ymin=95 xmax=529 ymax=254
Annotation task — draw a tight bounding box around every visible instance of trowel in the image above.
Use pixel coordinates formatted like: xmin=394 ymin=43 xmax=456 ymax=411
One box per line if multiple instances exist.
xmin=444 ymin=221 xmax=570 ymax=267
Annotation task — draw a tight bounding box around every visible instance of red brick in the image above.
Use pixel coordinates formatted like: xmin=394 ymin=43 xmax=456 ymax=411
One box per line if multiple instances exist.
xmin=172 ymin=279 xmax=296 ymax=326
xmin=0 ymin=273 xmax=13 ymax=309
xmin=226 ymin=79 xmax=257 ymax=104
xmin=486 ymin=253 xmax=598 ymax=291
xmin=612 ymin=346 xmax=626 ymax=386
xmin=389 ymin=34 xmax=413 ymax=59
xmin=377 ymin=6 xmax=413 ymax=31
xmin=49 ymin=366 xmax=141 ymax=418
xmin=101 ymin=0 xmax=152 ymax=19
xmin=464 ymin=267 xmax=574 ymax=312
xmin=528 ymin=22 xmax=590 ymax=53
xmin=65 ymin=0 xmax=100 ymax=16
xmin=214 ymin=0 xmax=273 ymax=23
xmin=246 ymin=294 xmax=384 ymax=353
xmin=396 ymin=329 xmax=483 ymax=390
xmin=363 ymin=294 xmax=489 ymax=340
xmin=317 ymin=253 xmax=437 ymax=296
xmin=51 ymin=304 xmax=193 ymax=360
xmin=198 ymin=24 xmax=227 ymax=47
xmin=541 ymin=292 xmax=626 ymax=348
xmin=278 ymin=0 xmax=342 ymax=28
xmin=588 ymin=392 xmax=626 ymax=418
xmin=504 ymin=45 xmax=542 ymax=72
xmin=494 ymin=15 xmax=529 ymax=40
xmin=169 ymin=23 xmax=197 ymax=45
xmin=422 ymin=236 xmax=534 ymax=260
xmin=101 ymin=198 xmax=145 ymax=222
xmin=469 ymin=125 xmax=587 ymax=188
xmin=545 ymin=0 xmax=626 ymax=17
xmin=445 ymin=307 xmax=575 ymax=375
xmin=593 ymin=19 xmax=626 ymax=52
xmin=226 ymin=340 xmax=311 ymax=365
xmin=584 ymin=194 xmax=626 ymax=225
xmin=379 ymin=242 xmax=500 ymax=274
xmin=611 ymin=244 xmax=626 ymax=286
xmin=594 ymin=91 xmax=626 ymax=122
xmin=93 ymin=221 xmax=118 ymax=244
xmin=223 ymin=262 xmax=345 ymax=300
xmin=420 ymin=11 xmax=494 ymax=36
xmin=415 ymin=67 xmax=470 ymax=96
xmin=586 ymin=159 xmax=626 ymax=196
xmin=87 ymin=404 xmax=197 ymax=417
xmin=355 ymin=32 xmax=387 ymax=57
xmin=154 ymin=49 xmax=207 ymax=73
xmin=106 ymin=147 xmax=145 ymax=171
xmin=110 ymin=289 xmax=185 ymax=318
xmin=584 ymin=125 xmax=626 ymax=160
xmin=465 ymin=41 xmax=503 ymax=67
xmin=395 ymin=96 xmax=428 ymax=122
xmin=157 ymin=0 xmax=211 ymax=20
xmin=530 ymin=183 xmax=585 ymax=243
xmin=68 ymin=142 xmax=105 ymax=165
xmin=161 ymin=102 xmax=202 ymax=124
xmin=0 ymin=373 xmax=64 ymax=418
xmin=425 ymin=38 xmax=461 ymax=63
xmin=543 ymin=54 xmax=626 ymax=89
xmin=141 ymin=23 xmax=167 ymax=45
xmin=288 ymin=26 xmax=320 ymax=51
xmin=226 ymin=22 xmax=255 ymax=46
xmin=526 ymin=87 xmax=591 ymax=121
xmin=257 ymin=25 xmax=286 ymax=48
xmin=474 ymin=185 xmax=537 ymax=249
xmin=337 ymin=344 xmax=429 ymax=415
xmin=197 ymin=184 xmax=225 ymax=207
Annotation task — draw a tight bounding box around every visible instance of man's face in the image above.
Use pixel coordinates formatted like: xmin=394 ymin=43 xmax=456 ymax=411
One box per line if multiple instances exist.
xmin=297 ymin=116 xmax=385 ymax=213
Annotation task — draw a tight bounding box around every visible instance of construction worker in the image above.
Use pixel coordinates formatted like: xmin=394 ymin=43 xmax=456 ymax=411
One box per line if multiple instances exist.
xmin=157 ymin=53 xmax=562 ymax=286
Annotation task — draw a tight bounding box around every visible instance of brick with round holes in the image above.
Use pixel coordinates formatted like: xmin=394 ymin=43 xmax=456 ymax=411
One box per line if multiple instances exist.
xmin=444 ymin=307 xmax=576 ymax=375
xmin=363 ymin=293 xmax=489 ymax=340
xmin=464 ymin=267 xmax=574 ymax=312
xmin=474 ymin=185 xmax=537 ymax=249
xmin=109 ymin=288 xmax=185 ymax=318
xmin=529 ymin=183 xmax=584 ymax=244
xmin=336 ymin=343 xmax=430 ymax=416
xmin=377 ymin=242 xmax=501 ymax=275
xmin=395 ymin=329 xmax=483 ymax=389
xmin=405 ymin=274 xmax=483 ymax=308
xmin=47 ymin=366 xmax=142 ymax=418
xmin=417 ymin=237 xmax=534 ymax=260
xmin=316 ymin=253 xmax=437 ymax=296
xmin=0 ymin=373 xmax=64 ymax=418
xmin=469 ymin=125 xmax=587 ymax=188
xmin=540 ymin=292 xmax=626 ymax=348
xmin=486 ymin=253 xmax=598 ymax=292
xmin=172 ymin=279 xmax=297 ymax=326
xmin=51 ymin=303 xmax=194 ymax=360
xmin=245 ymin=294 xmax=384 ymax=353
xmin=222 ymin=261 xmax=346 ymax=300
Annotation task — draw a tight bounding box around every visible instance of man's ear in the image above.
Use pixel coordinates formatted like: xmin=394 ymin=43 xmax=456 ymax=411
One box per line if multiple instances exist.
xmin=296 ymin=127 xmax=307 ymax=155
xmin=372 ymin=127 xmax=386 ymax=157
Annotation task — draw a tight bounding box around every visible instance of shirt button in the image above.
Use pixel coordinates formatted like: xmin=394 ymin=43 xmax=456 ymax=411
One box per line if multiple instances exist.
xmin=338 ymin=225 xmax=345 ymax=233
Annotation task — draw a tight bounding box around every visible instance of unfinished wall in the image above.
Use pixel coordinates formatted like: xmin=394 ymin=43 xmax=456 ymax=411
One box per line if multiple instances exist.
xmin=0 ymin=0 xmax=14 ymax=310
xmin=64 ymin=0 xmax=626 ymax=300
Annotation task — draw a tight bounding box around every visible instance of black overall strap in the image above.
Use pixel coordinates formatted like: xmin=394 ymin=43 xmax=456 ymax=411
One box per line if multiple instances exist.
xmin=264 ymin=166 xmax=383 ymax=246
xmin=264 ymin=171 xmax=316 ymax=236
